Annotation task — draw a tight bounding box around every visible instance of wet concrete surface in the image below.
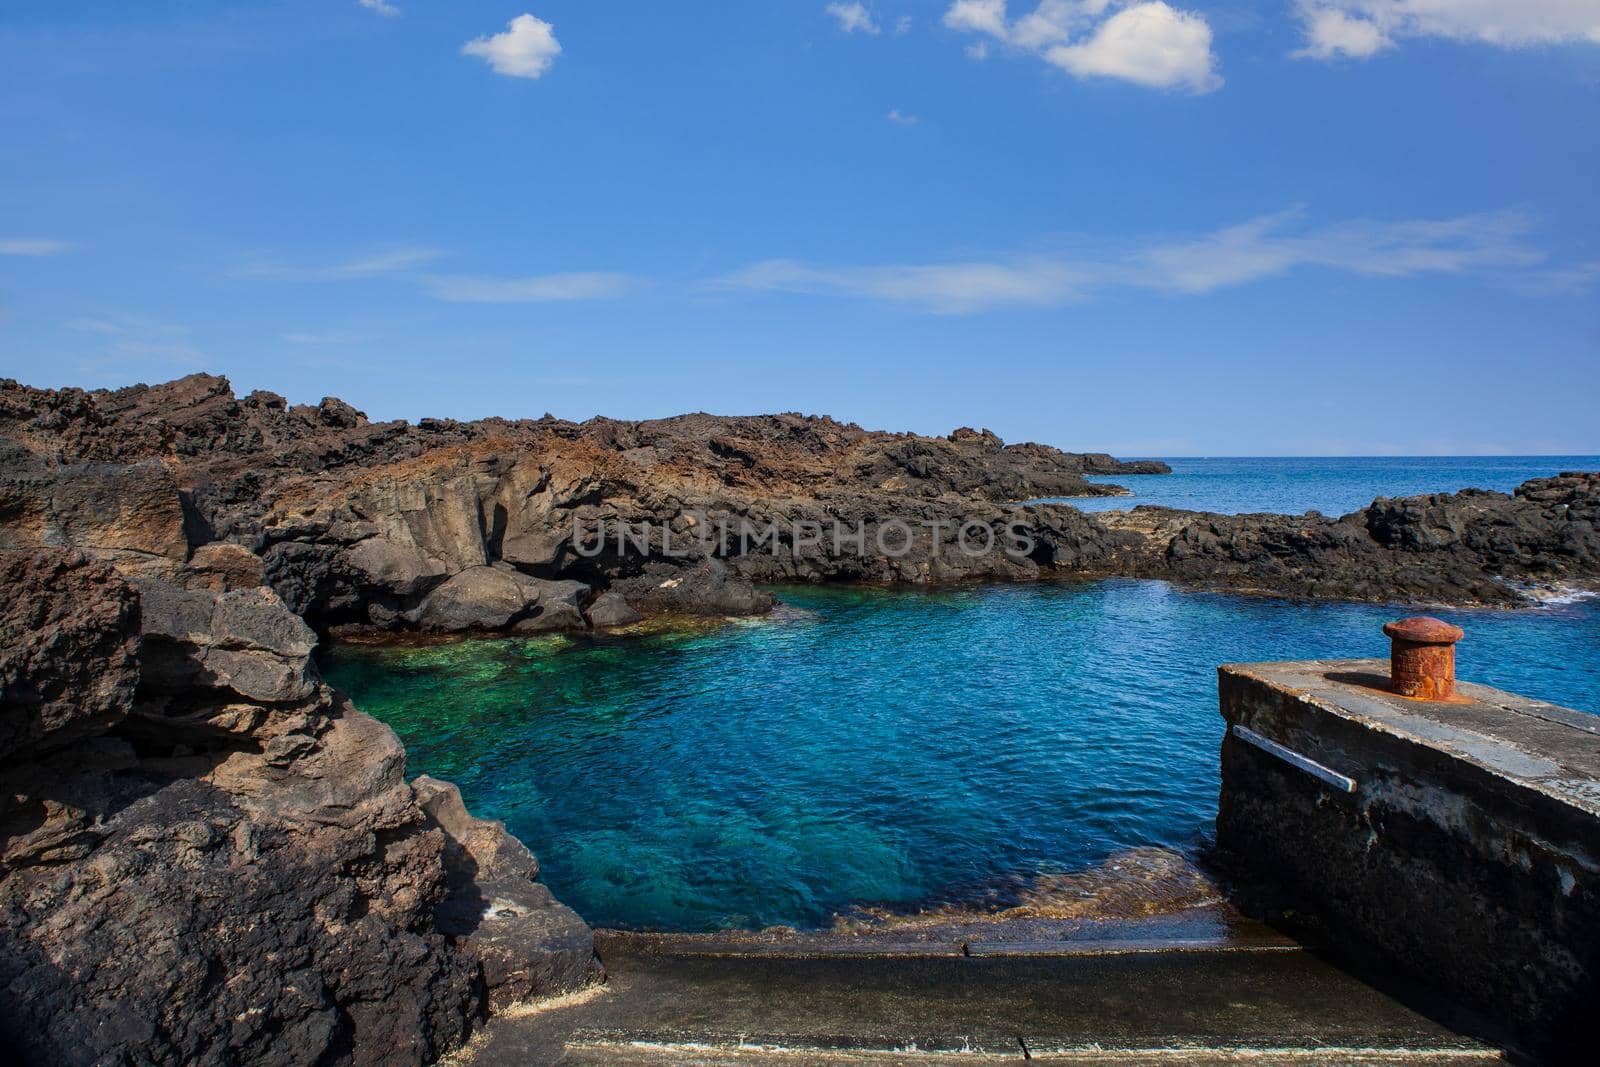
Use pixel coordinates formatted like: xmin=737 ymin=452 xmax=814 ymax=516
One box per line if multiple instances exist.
xmin=448 ymin=924 xmax=1506 ymax=1065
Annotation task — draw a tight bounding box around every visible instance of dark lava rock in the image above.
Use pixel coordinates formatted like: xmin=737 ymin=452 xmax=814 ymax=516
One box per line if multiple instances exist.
xmin=0 ymin=549 xmax=139 ymax=761
xmin=586 ymin=590 xmax=643 ymax=628
xmin=1122 ymin=472 xmax=1600 ymax=607
xmin=410 ymin=567 xmax=588 ymax=633
xmin=0 ymin=548 xmax=601 ymax=1065
xmin=414 ymin=776 xmax=600 ymax=1010
xmin=4 ymin=374 xmax=1594 ymax=632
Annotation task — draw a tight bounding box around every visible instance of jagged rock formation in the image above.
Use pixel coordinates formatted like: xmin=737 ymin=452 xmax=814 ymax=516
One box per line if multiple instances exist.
xmin=0 ymin=547 xmax=597 ymax=1066
xmin=0 ymin=374 xmax=1166 ymax=635
xmin=4 ymin=374 xmax=1594 ymax=631
xmin=1105 ymin=472 xmax=1600 ymax=606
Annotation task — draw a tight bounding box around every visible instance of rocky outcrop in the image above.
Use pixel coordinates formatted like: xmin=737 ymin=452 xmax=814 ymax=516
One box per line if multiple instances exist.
xmin=0 ymin=547 xmax=599 ymax=1066
xmin=0 ymin=375 xmax=1171 ymax=635
xmin=414 ymin=777 xmax=599 ymax=1010
xmin=1109 ymin=472 xmax=1600 ymax=607
xmin=3 ymin=375 xmax=1595 ymax=637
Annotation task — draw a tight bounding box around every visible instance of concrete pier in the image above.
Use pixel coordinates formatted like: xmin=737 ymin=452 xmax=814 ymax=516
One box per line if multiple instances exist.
xmin=1217 ymin=658 xmax=1600 ymax=1064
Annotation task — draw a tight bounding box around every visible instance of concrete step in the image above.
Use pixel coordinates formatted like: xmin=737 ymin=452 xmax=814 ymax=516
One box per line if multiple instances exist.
xmin=447 ymin=942 xmax=1508 ymax=1066
xmin=549 ymin=1043 xmax=1502 ymax=1065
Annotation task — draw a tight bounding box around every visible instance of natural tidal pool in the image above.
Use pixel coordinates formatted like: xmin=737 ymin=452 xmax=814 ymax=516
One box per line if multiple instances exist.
xmin=320 ymin=581 xmax=1600 ymax=933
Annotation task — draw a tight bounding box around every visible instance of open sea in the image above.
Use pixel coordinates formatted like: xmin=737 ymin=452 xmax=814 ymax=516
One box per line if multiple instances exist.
xmin=321 ymin=457 xmax=1600 ymax=933
xmin=1066 ymin=455 xmax=1600 ymax=515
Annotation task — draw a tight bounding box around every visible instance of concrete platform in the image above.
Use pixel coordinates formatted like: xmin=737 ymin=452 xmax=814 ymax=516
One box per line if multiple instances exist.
xmin=447 ymin=932 xmax=1506 ymax=1065
xmin=1217 ymin=659 xmax=1600 ymax=1062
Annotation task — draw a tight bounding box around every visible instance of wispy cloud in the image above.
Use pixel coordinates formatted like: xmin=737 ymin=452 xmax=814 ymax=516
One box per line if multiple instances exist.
xmin=65 ymin=315 xmax=204 ymax=366
xmin=283 ymin=331 xmax=366 ymax=346
xmin=423 ymin=272 xmax=633 ymax=303
xmin=463 ymin=13 xmax=562 ymax=79
xmin=1128 ymin=209 xmax=1544 ymax=292
xmin=0 ymin=238 xmax=73 ymax=256
xmin=1293 ymin=1 xmax=1600 ymax=61
xmin=714 ymin=208 xmax=1570 ymax=313
xmin=943 ymin=1 xmax=1222 ymax=94
xmin=827 ymin=2 xmax=882 ymax=36
xmin=716 ymin=258 xmax=1089 ymax=313
xmin=236 ymin=246 xmax=444 ymax=281
xmin=234 ymin=245 xmax=635 ymax=306
xmin=886 ymin=108 xmax=919 ymax=124
xmin=357 ymin=0 xmax=401 ymax=17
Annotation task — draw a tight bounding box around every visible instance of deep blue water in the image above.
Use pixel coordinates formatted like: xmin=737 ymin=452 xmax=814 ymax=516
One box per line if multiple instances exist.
xmin=322 ymin=581 xmax=1600 ymax=933
xmin=1063 ymin=456 xmax=1600 ymax=515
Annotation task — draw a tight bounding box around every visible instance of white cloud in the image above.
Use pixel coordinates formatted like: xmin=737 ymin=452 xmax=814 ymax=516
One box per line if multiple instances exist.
xmin=0 ymin=238 xmax=72 ymax=256
xmin=357 ymin=0 xmax=400 ymax=17
xmin=423 ymin=272 xmax=632 ymax=303
xmin=1047 ymin=3 xmax=1220 ymax=91
xmin=715 ymin=208 xmax=1566 ymax=313
xmin=826 ymin=2 xmax=882 ymax=36
xmin=1294 ymin=7 xmax=1394 ymax=58
xmin=1293 ymin=1 xmax=1600 ymax=60
xmin=237 ymin=246 xmax=444 ymax=281
xmin=887 ymin=108 xmax=919 ymax=124
xmin=895 ymin=15 xmax=914 ymax=35
xmin=462 ymin=14 xmax=562 ymax=79
xmin=943 ymin=1 xmax=1221 ymax=93
xmin=945 ymin=0 xmax=1012 ymax=40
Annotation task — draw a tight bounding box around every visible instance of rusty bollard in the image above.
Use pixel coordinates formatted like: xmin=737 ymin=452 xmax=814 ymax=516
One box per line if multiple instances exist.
xmin=1383 ymin=616 xmax=1465 ymax=701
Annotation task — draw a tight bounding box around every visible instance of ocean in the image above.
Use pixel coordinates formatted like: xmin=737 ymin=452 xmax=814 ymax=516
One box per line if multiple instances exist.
xmin=1064 ymin=455 xmax=1600 ymax=515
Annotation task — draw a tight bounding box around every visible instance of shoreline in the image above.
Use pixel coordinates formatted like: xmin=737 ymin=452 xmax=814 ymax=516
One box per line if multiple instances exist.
xmin=317 ymin=571 xmax=1600 ymax=653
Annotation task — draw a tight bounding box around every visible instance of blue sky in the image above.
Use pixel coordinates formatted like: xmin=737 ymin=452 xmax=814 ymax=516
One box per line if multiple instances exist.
xmin=1 ymin=1 xmax=1597 ymax=456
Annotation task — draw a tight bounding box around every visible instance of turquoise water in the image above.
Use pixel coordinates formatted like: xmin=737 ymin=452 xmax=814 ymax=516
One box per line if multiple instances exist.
xmin=320 ymin=580 xmax=1600 ymax=933
xmin=1064 ymin=456 xmax=1600 ymax=515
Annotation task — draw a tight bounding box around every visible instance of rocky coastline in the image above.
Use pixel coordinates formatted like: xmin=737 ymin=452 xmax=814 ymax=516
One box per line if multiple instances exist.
xmin=3 ymin=372 xmax=1598 ymax=1064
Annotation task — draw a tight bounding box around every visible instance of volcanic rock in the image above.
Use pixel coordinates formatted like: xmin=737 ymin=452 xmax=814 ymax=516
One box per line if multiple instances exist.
xmin=410 ymin=566 xmax=588 ymax=633
xmin=0 ymin=550 xmax=139 ymax=762
xmin=586 ymin=590 xmax=643 ymax=628
xmin=0 ymin=548 xmax=601 ymax=1065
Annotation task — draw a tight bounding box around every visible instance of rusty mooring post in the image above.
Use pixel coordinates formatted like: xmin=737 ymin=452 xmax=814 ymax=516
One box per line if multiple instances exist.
xmin=1383 ymin=616 xmax=1465 ymax=701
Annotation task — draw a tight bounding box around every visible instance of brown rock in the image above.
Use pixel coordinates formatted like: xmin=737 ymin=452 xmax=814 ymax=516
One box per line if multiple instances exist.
xmin=0 ymin=549 xmax=139 ymax=762
xmin=187 ymin=541 xmax=266 ymax=590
